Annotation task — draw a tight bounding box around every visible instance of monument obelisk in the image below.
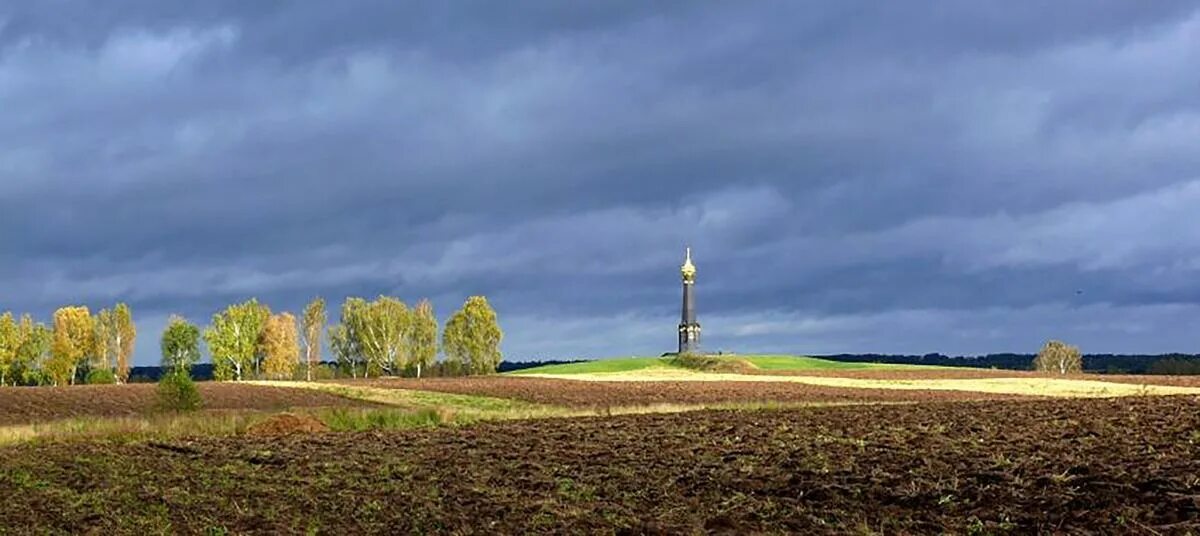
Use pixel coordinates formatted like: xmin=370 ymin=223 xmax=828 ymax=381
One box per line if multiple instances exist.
xmin=678 ymin=247 xmax=701 ymax=354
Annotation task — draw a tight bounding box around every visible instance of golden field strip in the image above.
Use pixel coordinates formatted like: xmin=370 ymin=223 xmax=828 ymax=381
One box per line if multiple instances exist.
xmin=519 ymin=368 xmax=1200 ymax=397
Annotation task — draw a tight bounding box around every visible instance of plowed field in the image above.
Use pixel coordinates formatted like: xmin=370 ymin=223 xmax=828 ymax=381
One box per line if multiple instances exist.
xmin=0 ymin=383 xmax=375 ymax=425
xmin=1 ymin=396 xmax=1197 ymax=533
xmin=344 ymin=376 xmax=1035 ymax=407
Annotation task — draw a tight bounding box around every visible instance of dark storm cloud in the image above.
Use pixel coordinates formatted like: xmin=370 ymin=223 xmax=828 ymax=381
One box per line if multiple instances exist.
xmin=2 ymin=2 xmax=1200 ymax=363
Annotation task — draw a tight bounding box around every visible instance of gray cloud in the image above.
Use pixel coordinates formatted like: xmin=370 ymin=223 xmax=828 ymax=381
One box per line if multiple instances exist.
xmin=1 ymin=2 xmax=1199 ymax=364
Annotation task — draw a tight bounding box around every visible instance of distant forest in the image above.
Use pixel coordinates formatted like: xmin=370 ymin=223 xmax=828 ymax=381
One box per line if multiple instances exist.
xmin=815 ymin=353 xmax=1200 ymax=375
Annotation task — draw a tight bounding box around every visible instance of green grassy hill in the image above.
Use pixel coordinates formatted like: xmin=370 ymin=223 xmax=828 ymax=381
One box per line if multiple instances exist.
xmin=739 ymin=355 xmax=912 ymax=370
xmin=508 ymin=357 xmax=672 ymax=375
xmin=509 ymin=355 xmax=917 ymax=375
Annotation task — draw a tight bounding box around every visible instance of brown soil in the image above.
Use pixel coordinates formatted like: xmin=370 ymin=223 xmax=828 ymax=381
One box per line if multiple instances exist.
xmin=0 ymin=383 xmax=376 ymax=426
xmin=344 ymin=376 xmax=1035 ymax=407
xmin=1 ymin=396 xmax=1197 ymax=533
xmin=246 ymin=413 xmax=329 ymax=436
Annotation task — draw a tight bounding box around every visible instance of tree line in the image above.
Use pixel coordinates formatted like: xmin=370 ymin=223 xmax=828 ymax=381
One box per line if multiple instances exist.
xmin=817 ymin=346 xmax=1200 ymax=374
xmin=0 ymin=304 xmax=135 ymax=386
xmin=0 ymin=295 xmax=502 ymax=386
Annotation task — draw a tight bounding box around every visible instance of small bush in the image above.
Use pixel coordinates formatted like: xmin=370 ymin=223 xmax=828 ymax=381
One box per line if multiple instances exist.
xmin=20 ymin=370 xmax=51 ymax=387
xmin=86 ymin=368 xmax=118 ymax=385
xmin=157 ymin=371 xmax=202 ymax=412
xmin=297 ymin=363 xmax=337 ymax=381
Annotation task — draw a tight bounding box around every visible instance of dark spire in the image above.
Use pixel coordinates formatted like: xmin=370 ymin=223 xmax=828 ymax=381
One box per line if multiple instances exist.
xmin=678 ymin=247 xmax=701 ymax=354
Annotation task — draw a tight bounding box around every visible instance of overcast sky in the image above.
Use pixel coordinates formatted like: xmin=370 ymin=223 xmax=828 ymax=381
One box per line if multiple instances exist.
xmin=3 ymin=2 xmax=1200 ymax=365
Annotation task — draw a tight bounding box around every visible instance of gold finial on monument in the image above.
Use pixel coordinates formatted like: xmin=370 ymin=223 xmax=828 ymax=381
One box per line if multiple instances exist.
xmin=681 ymin=246 xmax=696 ymax=281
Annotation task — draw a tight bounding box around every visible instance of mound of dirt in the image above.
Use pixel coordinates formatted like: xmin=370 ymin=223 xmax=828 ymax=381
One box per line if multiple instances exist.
xmin=246 ymin=413 xmax=329 ymax=436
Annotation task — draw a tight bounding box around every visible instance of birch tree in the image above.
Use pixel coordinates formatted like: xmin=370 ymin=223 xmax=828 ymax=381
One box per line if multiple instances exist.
xmin=330 ymin=297 xmax=369 ymax=378
xmin=93 ymin=303 xmax=137 ymax=382
xmin=14 ymin=316 xmax=49 ymax=385
xmin=204 ymin=299 xmax=270 ymax=381
xmin=410 ymin=299 xmax=438 ymax=378
xmin=0 ymin=312 xmax=19 ymax=386
xmin=161 ymin=315 xmax=201 ymax=373
xmin=301 ymin=298 xmax=326 ymax=381
xmin=50 ymin=306 xmax=94 ymax=385
xmin=329 ymin=323 xmax=357 ymax=378
xmin=352 ymin=297 xmax=410 ymax=376
xmin=94 ymin=308 xmax=114 ymax=372
xmin=1033 ymin=340 xmax=1083 ymax=375
xmin=261 ymin=312 xmax=300 ymax=380
xmin=111 ymin=304 xmax=136 ymax=382
xmin=442 ymin=296 xmax=503 ymax=375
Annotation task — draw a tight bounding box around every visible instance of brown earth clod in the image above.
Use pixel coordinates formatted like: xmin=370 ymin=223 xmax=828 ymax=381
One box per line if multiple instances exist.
xmin=245 ymin=413 xmax=329 ymax=436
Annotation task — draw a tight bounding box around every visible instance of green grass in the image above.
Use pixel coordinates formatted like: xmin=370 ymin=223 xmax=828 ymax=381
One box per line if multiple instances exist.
xmin=252 ymin=381 xmax=562 ymax=421
xmin=321 ymin=407 xmax=446 ymax=432
xmin=508 ymin=357 xmax=674 ymax=375
xmin=305 ymin=382 xmax=538 ymax=412
xmin=0 ymin=412 xmax=265 ymax=445
xmin=510 ymin=354 xmax=920 ymax=375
